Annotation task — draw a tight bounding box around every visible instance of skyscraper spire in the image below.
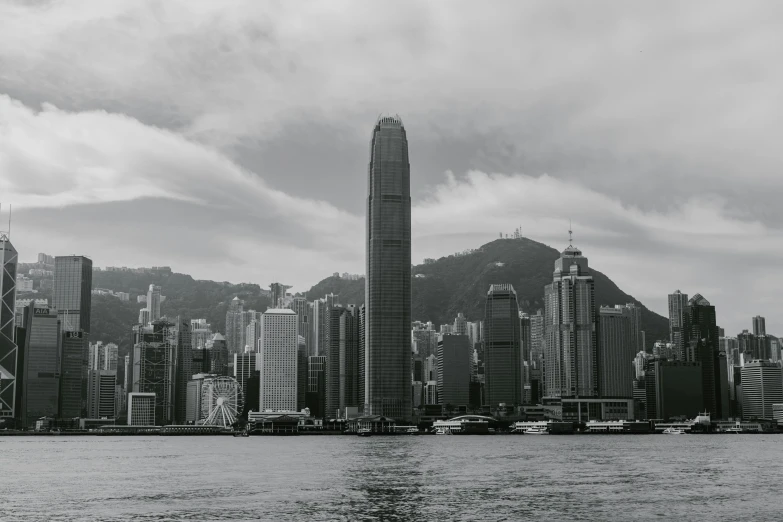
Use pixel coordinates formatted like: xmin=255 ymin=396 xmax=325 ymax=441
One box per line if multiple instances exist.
xmin=568 ymin=219 xmax=573 ymax=247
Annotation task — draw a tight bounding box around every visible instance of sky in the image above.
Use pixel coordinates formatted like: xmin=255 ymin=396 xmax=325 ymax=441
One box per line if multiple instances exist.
xmin=1 ymin=1 xmax=781 ymax=335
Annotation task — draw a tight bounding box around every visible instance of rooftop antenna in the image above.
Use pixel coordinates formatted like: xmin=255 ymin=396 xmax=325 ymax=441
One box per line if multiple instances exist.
xmin=568 ymin=219 xmax=573 ymax=247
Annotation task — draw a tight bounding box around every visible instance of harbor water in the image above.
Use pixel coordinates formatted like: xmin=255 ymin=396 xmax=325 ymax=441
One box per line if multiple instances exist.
xmin=1 ymin=434 xmax=781 ymax=521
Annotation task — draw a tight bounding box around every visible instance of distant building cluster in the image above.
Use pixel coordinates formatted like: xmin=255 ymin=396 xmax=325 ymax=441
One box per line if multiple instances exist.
xmin=98 ymin=266 xmax=172 ymax=274
xmin=332 ymin=272 xmax=363 ymax=280
xmin=91 ymin=288 xmax=130 ymax=301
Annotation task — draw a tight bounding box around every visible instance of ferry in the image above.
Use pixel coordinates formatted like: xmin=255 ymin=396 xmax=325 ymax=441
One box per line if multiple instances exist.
xmin=357 ymin=428 xmax=372 ymax=437
xmin=432 ymin=415 xmax=496 ymax=435
xmin=725 ymin=427 xmax=743 ymax=434
xmin=523 ymin=426 xmax=548 ymax=435
xmin=406 ymin=427 xmax=420 ymax=435
xmin=434 ymin=427 xmax=453 ymax=435
xmin=663 ymin=427 xmax=686 ymax=435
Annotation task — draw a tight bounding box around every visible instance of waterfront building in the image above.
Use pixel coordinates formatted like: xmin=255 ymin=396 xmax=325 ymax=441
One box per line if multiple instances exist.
xmin=645 ymin=360 xmax=703 ymax=420
xmin=484 ymin=284 xmax=521 ymax=407
xmin=233 ymin=352 xmax=257 ymax=404
xmin=560 ymin=398 xmax=634 ymax=422
xmin=436 ymin=334 xmax=471 ymax=407
xmin=683 ymin=294 xmax=724 ymax=418
xmin=597 ymin=306 xmax=635 ymax=399
xmin=60 ymin=330 xmax=87 ymax=418
xmin=411 ymin=321 xmax=438 ymax=359
xmin=297 ymin=336 xmax=308 ymax=411
xmin=306 ymin=355 xmax=326 ymax=418
xmin=357 ymin=305 xmax=365 ymax=411
xmin=19 ymin=304 xmax=60 ymax=427
xmin=129 ymin=321 xmax=176 ymax=425
xmin=87 ymin=370 xmax=116 ymax=419
xmin=365 ymin=115 xmax=412 ymax=421
xmin=544 ymin=242 xmax=598 ymax=399
xmin=668 ymin=290 xmax=688 ymax=360
xmin=259 ymin=309 xmax=298 ymax=411
xmin=127 ymin=392 xmax=156 ymax=426
xmin=170 ymin=317 xmax=192 ymax=424
xmin=53 ymin=255 xmax=92 ymax=333
xmin=752 ymin=316 xmax=766 ymax=337
xmin=146 ymin=284 xmax=161 ymax=321
xmin=328 ymin=305 xmax=359 ymax=416
xmin=741 ymin=361 xmax=783 ymax=420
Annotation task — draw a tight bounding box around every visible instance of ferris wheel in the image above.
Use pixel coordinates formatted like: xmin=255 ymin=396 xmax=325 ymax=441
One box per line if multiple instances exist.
xmin=200 ymin=376 xmax=244 ymax=428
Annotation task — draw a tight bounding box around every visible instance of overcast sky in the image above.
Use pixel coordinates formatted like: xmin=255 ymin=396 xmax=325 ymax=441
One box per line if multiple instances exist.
xmin=1 ymin=1 xmax=781 ymax=334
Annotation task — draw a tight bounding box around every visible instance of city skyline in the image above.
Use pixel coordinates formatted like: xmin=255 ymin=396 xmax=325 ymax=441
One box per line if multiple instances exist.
xmin=1 ymin=2 xmax=782 ymax=335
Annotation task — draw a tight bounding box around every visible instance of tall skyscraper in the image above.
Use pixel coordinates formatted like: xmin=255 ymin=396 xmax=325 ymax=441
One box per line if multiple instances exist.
xmin=411 ymin=321 xmax=438 ymax=359
xmin=171 ymin=317 xmax=192 ymax=424
xmin=365 ymin=115 xmax=412 ymax=421
xmin=544 ymin=243 xmax=598 ymax=399
xmin=484 ymin=284 xmax=521 ymax=407
xmin=130 ymin=321 xmax=176 ymax=425
xmin=53 ymin=256 xmax=92 ymax=333
xmin=597 ymin=306 xmax=635 ymax=398
xmin=190 ymin=319 xmax=212 ymax=350
xmin=288 ymin=297 xmax=311 ymax=356
xmin=146 ymin=284 xmax=162 ymax=321
xmin=19 ymin=305 xmax=61 ymax=427
xmin=87 ymin=370 xmax=116 ymax=419
xmin=436 ymin=334 xmax=471 ymax=407
xmin=259 ymin=309 xmax=298 ymax=411
xmin=306 ymin=355 xmax=326 ymax=418
xmin=205 ymin=333 xmax=229 ymax=376
xmin=668 ymin=290 xmax=688 ymax=360
xmin=683 ymin=294 xmax=723 ymax=418
xmin=328 ymin=305 xmax=360 ymax=416
xmin=752 ymin=316 xmax=766 ymax=337
xmin=0 ymin=231 xmax=18 ymax=423
xmin=234 ymin=351 xmax=257 ymax=404
xmin=453 ymin=313 xmax=468 ymax=336
xmin=530 ymin=310 xmax=544 ymax=368
xmin=225 ymin=297 xmax=245 ymax=355
xmin=270 ymin=283 xmax=292 ymax=309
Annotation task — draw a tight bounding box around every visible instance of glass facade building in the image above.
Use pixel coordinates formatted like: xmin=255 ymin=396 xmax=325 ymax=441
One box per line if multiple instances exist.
xmin=0 ymin=234 xmax=18 ymax=421
xmin=365 ymin=116 xmax=411 ymax=421
xmin=20 ymin=305 xmax=61 ymax=427
xmin=53 ymin=256 xmax=92 ymax=333
xmin=484 ymin=285 xmax=521 ymax=407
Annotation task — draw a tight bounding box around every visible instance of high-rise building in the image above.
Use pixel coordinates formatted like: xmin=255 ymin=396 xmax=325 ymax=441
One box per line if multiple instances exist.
xmin=130 ymin=321 xmax=176 ymax=425
xmin=245 ymin=319 xmax=261 ymax=353
xmin=306 ymin=355 xmax=326 ymax=418
xmin=683 ymin=294 xmax=723 ymax=418
xmin=146 ymin=284 xmax=162 ymax=321
xmin=616 ymin=303 xmax=642 ymax=354
xmin=328 ymin=305 xmax=360 ymax=416
xmin=530 ymin=310 xmax=544 ymax=369
xmin=185 ymin=373 xmax=216 ymax=424
xmin=365 ymin=115 xmax=411 ymax=421
xmin=297 ymin=336 xmax=308 ymax=412
xmin=127 ymin=392 xmax=156 ymax=426
xmin=53 ymin=256 xmax=92 ymax=333
xmin=668 ymin=290 xmax=688 ymax=360
xmin=270 ymin=283 xmax=292 ymax=309
xmin=190 ymin=319 xmax=212 ymax=350
xmin=741 ymin=361 xmax=783 ymax=420
xmin=597 ymin=307 xmax=635 ymax=399
xmin=19 ymin=304 xmax=61 ymax=427
xmin=544 ymin=243 xmax=598 ymax=399
xmin=87 ymin=370 xmax=116 ymax=419
xmin=453 ymin=313 xmax=468 ymax=336
xmin=138 ymin=308 xmax=150 ymax=326
xmin=205 ymin=333 xmax=229 ymax=376
xmin=411 ymin=321 xmax=438 ymax=359
xmin=484 ymin=284 xmax=521 ymax=407
xmin=652 ymin=341 xmax=676 ymax=360
xmin=645 ymin=359 xmax=703 ymax=420
xmin=288 ymin=297 xmax=311 ymax=356
xmin=170 ymin=317 xmax=192 ymax=424
xmin=123 ymin=355 xmax=130 ymax=392
xmin=225 ymin=297 xmax=246 ymax=355
xmin=436 ymin=334 xmax=471 ymax=407
xmin=233 ymin=352 xmax=257 ymax=405
xmin=752 ymin=316 xmax=766 ymax=337
xmin=357 ymin=304 xmax=365 ymax=411
xmin=60 ymin=330 xmax=88 ymax=418
xmin=0 ymin=232 xmax=19 ymax=423
xmin=259 ymin=309 xmax=298 ymax=411
xmin=89 ymin=341 xmax=119 ymax=371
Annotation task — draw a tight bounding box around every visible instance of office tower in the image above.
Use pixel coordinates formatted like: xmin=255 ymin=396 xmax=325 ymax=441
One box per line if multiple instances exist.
xmin=519 ymin=313 xmax=532 ymax=364
xmin=123 ymin=355 xmax=130 ymax=392
xmin=130 ymin=321 xmax=176 ymax=425
xmin=306 ymin=355 xmax=326 ymax=418
xmin=297 ymin=337 xmax=308 ymax=412
xmin=357 ymin=304 xmax=365 ymax=411
xmin=424 ymin=381 xmax=438 ymax=405
xmin=484 ymin=284 xmax=521 ymax=407
xmin=683 ymin=294 xmax=723 ymax=418
xmin=87 ymin=370 xmax=116 ymax=419
xmin=104 ymin=343 xmax=118 ymax=371
xmin=171 ymin=317 xmax=192 ymax=424
xmin=615 ymin=303 xmax=642 ymax=353
xmin=288 ymin=297 xmax=311 ymax=356
xmin=259 ymin=309 xmax=298 ymax=411
xmin=423 ymin=354 xmax=437 ymax=382
xmin=645 ymin=359 xmax=703 ymax=420
xmin=270 ymin=283 xmax=292 ymax=309
xmin=436 ymin=334 xmax=471 ymax=407
xmin=19 ymin=305 xmax=61 ymax=427
xmin=365 ymin=115 xmax=411 ymax=421
xmin=225 ymin=297 xmax=246 ymax=355
xmin=721 ymin=336 xmax=740 ymax=366
xmin=0 ymin=231 xmax=18 ymax=423
xmin=328 ymin=305 xmax=359 ymax=416
xmin=138 ymin=308 xmax=150 ymax=326
xmin=411 ymin=321 xmax=438 ymax=359
xmin=467 ymin=321 xmax=482 ymax=347
xmin=234 ymin=352 xmax=257 ymax=403
xmin=53 ymin=256 xmax=92 ymax=333
xmin=245 ymin=319 xmax=261 ymax=353
xmin=185 ymin=373 xmax=218 ymax=423
xmin=190 ymin=319 xmax=212 ymax=350
xmin=115 ymin=384 xmax=126 ymax=415
xmin=544 ymin=243 xmax=598 ymax=399
xmin=146 ymin=284 xmax=162 ymax=321
xmin=529 ymin=310 xmax=544 ymax=368
xmin=453 ymin=313 xmax=468 ymax=336
xmin=633 ymin=351 xmax=652 ymax=380
xmin=741 ymin=361 xmax=783 ymax=419
xmin=127 ymin=392 xmax=156 ymax=426
xmin=312 ymin=293 xmax=339 ymax=359
xmin=652 ymin=341 xmax=674 ymax=359
xmin=597 ymin=307 xmax=635 ymax=398
xmin=205 ymin=333 xmax=228 ymax=376
xmin=60 ymin=330 xmax=87 ymax=418
xmin=439 ymin=324 xmax=454 ymax=335
xmin=668 ymin=290 xmax=688 ymax=360
xmin=752 ymin=316 xmax=766 ymax=337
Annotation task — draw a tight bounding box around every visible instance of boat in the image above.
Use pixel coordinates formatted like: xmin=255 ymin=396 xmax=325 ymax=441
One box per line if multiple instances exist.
xmin=663 ymin=427 xmax=686 ymax=435
xmin=523 ymin=427 xmax=548 ymax=435
xmin=357 ymin=428 xmax=372 ymax=437
xmin=406 ymin=427 xmax=420 ymax=435
xmin=725 ymin=427 xmax=743 ymax=434
xmin=435 ymin=427 xmax=452 ymax=435
xmin=232 ymin=430 xmax=249 ymax=437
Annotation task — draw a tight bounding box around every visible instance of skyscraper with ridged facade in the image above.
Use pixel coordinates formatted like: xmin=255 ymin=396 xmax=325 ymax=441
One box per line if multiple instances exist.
xmin=365 ymin=115 xmax=411 ymax=421
xmin=0 ymin=232 xmax=18 ymax=422
xmin=544 ymin=242 xmax=598 ymax=399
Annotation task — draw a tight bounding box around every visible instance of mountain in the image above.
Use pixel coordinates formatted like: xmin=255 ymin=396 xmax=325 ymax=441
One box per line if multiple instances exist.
xmin=66 ymin=236 xmax=666 ymax=358
xmin=306 ymin=238 xmax=669 ymax=348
